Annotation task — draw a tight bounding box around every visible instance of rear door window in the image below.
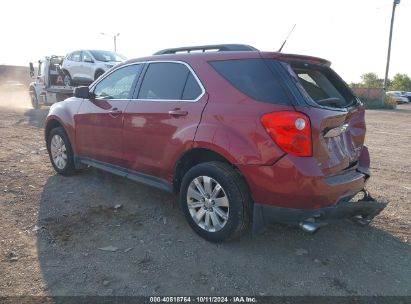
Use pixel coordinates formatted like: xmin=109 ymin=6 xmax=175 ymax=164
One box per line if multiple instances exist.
xmin=138 ymin=62 xmax=202 ymax=101
xmin=82 ymin=51 xmax=93 ymax=62
xmin=209 ymin=59 xmax=290 ymax=105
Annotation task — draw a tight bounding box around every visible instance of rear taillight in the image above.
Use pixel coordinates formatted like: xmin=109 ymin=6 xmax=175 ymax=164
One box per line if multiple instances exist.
xmin=261 ymin=111 xmax=312 ymax=157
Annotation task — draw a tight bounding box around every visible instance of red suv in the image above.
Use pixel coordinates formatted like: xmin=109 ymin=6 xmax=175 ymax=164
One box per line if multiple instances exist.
xmin=45 ymin=44 xmax=385 ymax=242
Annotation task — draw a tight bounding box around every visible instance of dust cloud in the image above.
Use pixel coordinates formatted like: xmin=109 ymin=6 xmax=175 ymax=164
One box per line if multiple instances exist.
xmin=0 ymin=65 xmax=33 ymax=109
xmin=0 ymin=88 xmax=32 ymax=109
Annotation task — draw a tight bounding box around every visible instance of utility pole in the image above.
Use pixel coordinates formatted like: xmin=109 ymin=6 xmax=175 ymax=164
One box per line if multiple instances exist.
xmin=383 ymin=0 xmax=400 ymax=91
xmin=114 ymin=34 xmax=118 ymax=52
xmin=100 ymin=33 xmax=120 ymax=52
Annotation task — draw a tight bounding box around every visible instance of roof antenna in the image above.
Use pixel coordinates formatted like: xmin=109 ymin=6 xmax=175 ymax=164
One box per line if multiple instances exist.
xmin=278 ymin=24 xmax=296 ymax=52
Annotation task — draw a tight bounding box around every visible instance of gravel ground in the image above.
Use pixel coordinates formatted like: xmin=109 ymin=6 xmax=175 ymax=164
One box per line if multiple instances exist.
xmin=0 ymin=95 xmax=410 ymax=297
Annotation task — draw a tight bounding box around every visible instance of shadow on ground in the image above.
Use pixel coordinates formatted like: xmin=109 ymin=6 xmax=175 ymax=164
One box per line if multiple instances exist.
xmin=23 ymin=108 xmax=49 ymax=128
xmin=35 ymin=169 xmax=411 ymax=296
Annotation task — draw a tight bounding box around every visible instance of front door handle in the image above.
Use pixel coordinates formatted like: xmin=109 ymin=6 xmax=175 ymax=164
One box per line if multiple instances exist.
xmin=168 ymin=108 xmax=188 ymax=117
xmin=109 ymin=108 xmax=122 ymax=118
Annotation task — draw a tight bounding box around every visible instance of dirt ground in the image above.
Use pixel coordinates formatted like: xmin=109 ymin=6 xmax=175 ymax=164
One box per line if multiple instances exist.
xmin=0 ymin=92 xmax=410 ymax=297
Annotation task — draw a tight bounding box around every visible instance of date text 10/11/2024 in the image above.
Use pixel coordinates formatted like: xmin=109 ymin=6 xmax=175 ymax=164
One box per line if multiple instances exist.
xmin=149 ymin=296 xmax=257 ymax=303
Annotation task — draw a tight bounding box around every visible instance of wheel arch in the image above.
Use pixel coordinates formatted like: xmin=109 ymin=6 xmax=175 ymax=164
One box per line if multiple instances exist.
xmin=94 ymin=69 xmax=105 ymax=80
xmin=44 ymin=114 xmax=77 ymax=156
xmin=172 ymin=147 xmax=250 ymax=196
xmin=29 ymin=83 xmax=40 ymax=97
xmin=61 ymin=68 xmax=70 ymax=76
xmin=46 ymin=120 xmax=76 ymax=175
xmin=45 ymin=98 xmax=83 ymax=155
xmin=45 ymin=118 xmax=64 ymax=144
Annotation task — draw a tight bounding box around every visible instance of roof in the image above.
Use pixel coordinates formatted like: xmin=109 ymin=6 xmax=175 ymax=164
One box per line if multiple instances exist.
xmin=123 ymin=51 xmax=331 ymax=67
xmin=154 ymin=44 xmax=259 ymax=55
xmin=120 ymin=44 xmax=332 ymax=67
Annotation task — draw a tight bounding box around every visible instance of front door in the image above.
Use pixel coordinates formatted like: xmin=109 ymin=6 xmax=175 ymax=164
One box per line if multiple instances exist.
xmin=80 ymin=51 xmax=96 ymax=82
xmin=66 ymin=51 xmax=82 ymax=81
xmin=75 ymin=63 xmax=143 ymax=166
xmin=123 ymin=61 xmax=208 ymax=181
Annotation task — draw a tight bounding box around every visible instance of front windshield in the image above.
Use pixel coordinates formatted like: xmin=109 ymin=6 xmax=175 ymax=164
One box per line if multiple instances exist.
xmin=90 ymin=50 xmax=126 ymax=62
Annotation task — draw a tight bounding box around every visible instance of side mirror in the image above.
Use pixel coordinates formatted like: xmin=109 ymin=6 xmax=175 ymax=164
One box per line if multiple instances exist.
xmin=29 ymin=62 xmax=34 ymax=78
xmin=74 ymin=86 xmax=91 ymax=99
xmin=84 ymin=58 xmax=94 ymax=63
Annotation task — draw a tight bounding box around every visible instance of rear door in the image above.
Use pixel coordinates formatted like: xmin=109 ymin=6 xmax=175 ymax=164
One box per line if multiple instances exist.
xmin=286 ymin=62 xmax=366 ymax=176
xmin=75 ymin=63 xmax=143 ymax=166
xmin=123 ymin=61 xmax=207 ymax=180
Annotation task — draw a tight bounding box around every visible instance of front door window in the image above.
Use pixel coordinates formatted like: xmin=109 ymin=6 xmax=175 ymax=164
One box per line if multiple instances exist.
xmin=94 ymin=64 xmax=142 ymax=100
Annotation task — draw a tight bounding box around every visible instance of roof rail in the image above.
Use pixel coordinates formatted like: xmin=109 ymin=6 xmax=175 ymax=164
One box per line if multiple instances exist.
xmin=154 ymin=44 xmax=259 ymax=55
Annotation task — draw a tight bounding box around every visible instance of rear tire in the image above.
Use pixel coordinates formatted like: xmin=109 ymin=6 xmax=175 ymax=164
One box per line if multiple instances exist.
xmin=47 ymin=127 xmax=75 ymax=176
xmin=179 ymin=161 xmax=250 ymax=242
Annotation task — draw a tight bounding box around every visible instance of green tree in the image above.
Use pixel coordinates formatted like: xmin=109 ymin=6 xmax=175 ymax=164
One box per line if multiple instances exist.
xmin=349 ymin=82 xmax=361 ymax=88
xmin=360 ymin=72 xmax=383 ymax=88
xmin=390 ymin=73 xmax=411 ymax=91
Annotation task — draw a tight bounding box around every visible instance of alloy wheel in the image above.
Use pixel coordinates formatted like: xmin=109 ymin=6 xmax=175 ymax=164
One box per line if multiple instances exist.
xmin=63 ymin=75 xmax=71 ymax=86
xmin=186 ymin=176 xmax=229 ymax=232
xmin=50 ymin=134 xmax=67 ymax=170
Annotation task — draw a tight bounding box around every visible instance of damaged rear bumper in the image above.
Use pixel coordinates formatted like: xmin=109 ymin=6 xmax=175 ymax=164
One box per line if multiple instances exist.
xmin=253 ymin=190 xmax=386 ymax=233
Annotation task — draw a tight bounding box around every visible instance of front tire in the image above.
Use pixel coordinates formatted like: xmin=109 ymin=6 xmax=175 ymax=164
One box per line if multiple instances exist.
xmin=30 ymin=90 xmax=40 ymax=109
xmin=47 ymin=127 xmax=75 ymax=175
xmin=63 ymin=73 xmax=72 ymax=86
xmin=180 ymin=161 xmax=250 ymax=242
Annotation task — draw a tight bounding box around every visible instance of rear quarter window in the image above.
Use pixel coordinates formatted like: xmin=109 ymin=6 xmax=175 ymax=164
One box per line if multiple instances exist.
xmin=209 ymin=59 xmax=291 ymax=105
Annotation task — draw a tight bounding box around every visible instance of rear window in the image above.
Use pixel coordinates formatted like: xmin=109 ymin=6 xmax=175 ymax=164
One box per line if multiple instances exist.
xmin=209 ymin=59 xmax=290 ymax=105
xmin=290 ymin=63 xmax=356 ymax=108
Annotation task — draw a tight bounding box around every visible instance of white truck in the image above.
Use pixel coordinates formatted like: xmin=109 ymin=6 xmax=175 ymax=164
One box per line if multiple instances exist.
xmin=28 ymin=56 xmax=75 ymax=109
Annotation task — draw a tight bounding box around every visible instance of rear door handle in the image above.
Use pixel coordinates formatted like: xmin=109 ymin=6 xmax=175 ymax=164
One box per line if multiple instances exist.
xmin=168 ymin=109 xmax=188 ymax=117
xmin=109 ymin=108 xmax=122 ymax=118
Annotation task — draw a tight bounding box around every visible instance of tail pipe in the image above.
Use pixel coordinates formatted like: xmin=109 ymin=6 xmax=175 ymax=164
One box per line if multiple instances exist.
xmin=253 ymin=188 xmax=384 ymax=234
xmin=299 ymin=221 xmax=328 ymax=234
xmin=299 ymin=188 xmax=379 ymax=233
